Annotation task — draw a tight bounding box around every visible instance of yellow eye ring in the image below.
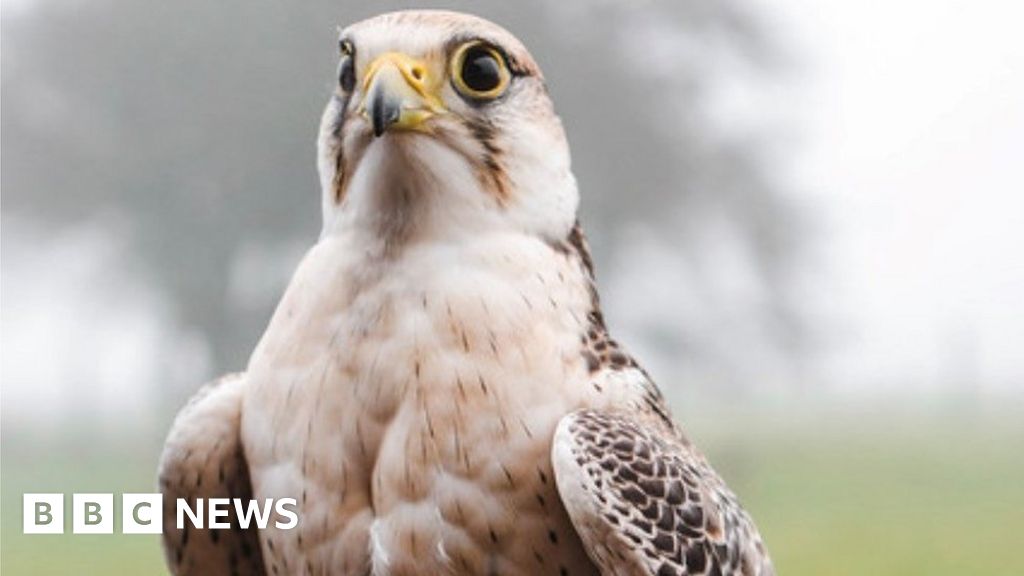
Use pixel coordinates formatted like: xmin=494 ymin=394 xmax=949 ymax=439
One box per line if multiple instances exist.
xmin=450 ymin=41 xmax=511 ymax=101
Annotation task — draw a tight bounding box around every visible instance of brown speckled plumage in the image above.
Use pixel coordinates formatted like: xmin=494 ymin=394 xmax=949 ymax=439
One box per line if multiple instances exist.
xmin=159 ymin=374 xmax=266 ymax=575
xmin=553 ymin=410 xmax=773 ymax=576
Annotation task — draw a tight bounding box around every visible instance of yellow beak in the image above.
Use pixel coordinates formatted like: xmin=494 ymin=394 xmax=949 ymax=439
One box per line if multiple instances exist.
xmin=360 ymin=52 xmax=446 ymax=137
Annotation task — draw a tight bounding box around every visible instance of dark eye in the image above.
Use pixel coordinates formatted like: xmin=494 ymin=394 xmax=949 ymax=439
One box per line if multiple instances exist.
xmin=338 ymin=40 xmax=355 ymax=92
xmin=452 ymin=41 xmax=510 ymax=100
xmin=462 ymin=47 xmax=501 ymax=91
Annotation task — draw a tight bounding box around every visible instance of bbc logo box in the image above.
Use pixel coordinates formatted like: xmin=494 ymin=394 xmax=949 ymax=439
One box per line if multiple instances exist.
xmin=23 ymin=493 xmax=162 ymax=534
xmin=23 ymin=494 xmax=64 ymax=534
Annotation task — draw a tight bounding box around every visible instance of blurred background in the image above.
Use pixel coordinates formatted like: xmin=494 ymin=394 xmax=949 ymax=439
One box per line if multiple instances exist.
xmin=2 ymin=0 xmax=1022 ymax=574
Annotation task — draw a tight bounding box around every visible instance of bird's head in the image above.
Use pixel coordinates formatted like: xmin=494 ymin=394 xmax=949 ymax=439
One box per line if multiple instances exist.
xmin=317 ymin=10 xmax=578 ymax=247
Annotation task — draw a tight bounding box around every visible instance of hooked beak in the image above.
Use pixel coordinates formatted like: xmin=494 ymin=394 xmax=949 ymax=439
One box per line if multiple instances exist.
xmin=360 ymin=52 xmax=446 ymax=137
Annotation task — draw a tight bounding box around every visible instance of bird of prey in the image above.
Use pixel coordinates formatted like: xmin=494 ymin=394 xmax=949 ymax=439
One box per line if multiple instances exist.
xmin=159 ymin=10 xmax=773 ymax=576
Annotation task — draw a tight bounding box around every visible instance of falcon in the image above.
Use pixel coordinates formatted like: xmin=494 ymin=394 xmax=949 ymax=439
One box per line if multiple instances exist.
xmin=159 ymin=10 xmax=773 ymax=576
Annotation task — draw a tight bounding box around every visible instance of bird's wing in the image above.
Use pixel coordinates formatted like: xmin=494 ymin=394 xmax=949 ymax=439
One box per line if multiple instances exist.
xmin=158 ymin=373 xmax=265 ymax=575
xmin=552 ymin=408 xmax=773 ymax=576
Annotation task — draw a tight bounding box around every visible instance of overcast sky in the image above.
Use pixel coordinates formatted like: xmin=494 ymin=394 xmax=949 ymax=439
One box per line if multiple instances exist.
xmin=748 ymin=0 xmax=1024 ymax=392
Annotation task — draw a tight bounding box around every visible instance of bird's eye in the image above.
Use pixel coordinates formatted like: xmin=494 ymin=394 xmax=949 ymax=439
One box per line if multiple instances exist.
xmin=339 ymin=39 xmax=354 ymax=57
xmin=338 ymin=40 xmax=356 ymax=92
xmin=451 ymin=41 xmax=510 ymax=101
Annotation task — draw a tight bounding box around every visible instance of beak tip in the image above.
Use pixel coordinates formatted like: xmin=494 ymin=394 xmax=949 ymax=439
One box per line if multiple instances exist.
xmin=370 ymin=89 xmax=402 ymax=138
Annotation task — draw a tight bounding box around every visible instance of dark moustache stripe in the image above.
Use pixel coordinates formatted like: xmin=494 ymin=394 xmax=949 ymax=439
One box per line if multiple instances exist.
xmin=331 ymin=93 xmax=350 ymax=204
xmin=463 ymin=116 xmax=510 ymax=202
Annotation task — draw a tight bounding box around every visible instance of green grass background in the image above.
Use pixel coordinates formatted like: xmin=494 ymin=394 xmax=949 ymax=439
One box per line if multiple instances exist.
xmin=3 ymin=399 xmax=1022 ymax=575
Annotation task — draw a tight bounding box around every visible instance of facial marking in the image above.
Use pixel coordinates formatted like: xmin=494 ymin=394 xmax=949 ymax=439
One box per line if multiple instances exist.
xmin=463 ymin=117 xmax=510 ymax=204
xmin=329 ymin=94 xmax=350 ymax=204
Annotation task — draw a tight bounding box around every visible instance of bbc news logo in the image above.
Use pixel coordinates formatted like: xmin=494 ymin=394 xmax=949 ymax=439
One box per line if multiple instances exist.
xmin=23 ymin=493 xmax=298 ymax=534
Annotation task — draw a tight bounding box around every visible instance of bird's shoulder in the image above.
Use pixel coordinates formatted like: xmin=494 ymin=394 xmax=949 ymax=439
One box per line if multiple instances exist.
xmin=550 ymin=259 xmax=774 ymax=576
xmin=552 ymin=404 xmax=773 ymax=576
xmin=158 ymin=373 xmax=265 ymax=575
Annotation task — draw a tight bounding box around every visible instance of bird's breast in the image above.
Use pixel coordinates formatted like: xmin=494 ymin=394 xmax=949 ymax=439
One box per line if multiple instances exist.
xmin=242 ymin=233 xmax=602 ymax=575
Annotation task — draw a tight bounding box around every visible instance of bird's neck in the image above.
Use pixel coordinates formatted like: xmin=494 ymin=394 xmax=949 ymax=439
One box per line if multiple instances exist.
xmin=319 ymin=135 xmax=580 ymax=250
xmin=321 ymin=135 xmax=500 ymax=241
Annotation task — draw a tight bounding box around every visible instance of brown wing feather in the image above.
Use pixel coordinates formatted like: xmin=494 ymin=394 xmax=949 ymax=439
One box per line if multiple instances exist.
xmin=158 ymin=373 xmax=265 ymax=575
xmin=552 ymin=409 xmax=773 ymax=576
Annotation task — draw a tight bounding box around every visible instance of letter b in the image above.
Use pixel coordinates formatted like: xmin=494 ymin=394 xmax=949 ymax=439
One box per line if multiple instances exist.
xmin=23 ymin=494 xmax=64 ymax=534
xmin=73 ymin=494 xmax=113 ymax=534
xmin=84 ymin=502 xmax=102 ymax=525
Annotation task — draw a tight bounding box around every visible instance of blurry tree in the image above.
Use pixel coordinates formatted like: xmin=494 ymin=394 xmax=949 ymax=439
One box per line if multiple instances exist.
xmin=2 ymin=0 xmax=804 ymax=399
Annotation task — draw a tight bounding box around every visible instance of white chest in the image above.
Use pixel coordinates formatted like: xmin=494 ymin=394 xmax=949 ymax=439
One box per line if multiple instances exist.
xmin=242 ymin=233 xmax=602 ymax=575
